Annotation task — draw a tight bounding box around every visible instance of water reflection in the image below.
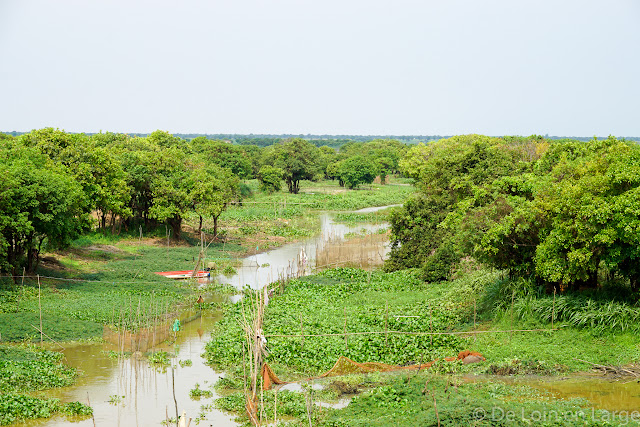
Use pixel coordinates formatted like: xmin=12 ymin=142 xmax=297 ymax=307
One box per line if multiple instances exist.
xmin=217 ymin=211 xmax=391 ymax=291
xmin=26 ymin=209 xmax=395 ymax=427
xmin=27 ymin=311 xmax=237 ymax=427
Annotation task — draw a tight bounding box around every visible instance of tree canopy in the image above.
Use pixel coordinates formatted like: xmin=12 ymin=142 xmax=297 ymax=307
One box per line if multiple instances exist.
xmin=388 ymin=135 xmax=640 ymax=292
xmin=0 ymin=142 xmax=88 ymax=274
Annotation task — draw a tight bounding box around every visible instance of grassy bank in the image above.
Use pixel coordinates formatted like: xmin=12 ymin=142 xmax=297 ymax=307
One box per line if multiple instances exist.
xmin=0 ymin=241 xmax=242 ymax=342
xmin=204 ymin=267 xmax=640 ymax=425
xmin=193 ymin=178 xmax=413 ymax=252
xmin=0 ymin=345 xmax=92 ymax=425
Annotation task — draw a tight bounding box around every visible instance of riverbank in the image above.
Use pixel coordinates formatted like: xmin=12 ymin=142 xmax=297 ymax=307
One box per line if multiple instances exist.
xmin=0 ymin=178 xmax=412 ymax=425
xmin=204 ymin=268 xmax=640 ymax=426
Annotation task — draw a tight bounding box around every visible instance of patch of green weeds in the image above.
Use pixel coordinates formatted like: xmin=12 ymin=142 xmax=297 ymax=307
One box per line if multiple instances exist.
xmin=0 ymin=345 xmax=91 ymax=425
xmin=189 ymin=383 xmax=213 ymax=399
xmin=108 ymin=395 xmax=124 ymax=405
xmin=0 ymin=345 xmax=77 ymax=393
xmin=322 ymin=373 xmax=623 ymax=426
xmin=205 ymin=268 xmax=466 ymax=377
xmin=147 ymin=351 xmax=172 ymax=365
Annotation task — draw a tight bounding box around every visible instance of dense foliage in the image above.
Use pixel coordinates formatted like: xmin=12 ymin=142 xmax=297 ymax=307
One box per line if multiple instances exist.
xmin=389 ymin=134 xmax=640 ymax=292
xmin=0 ymin=129 xmax=413 ymax=274
xmin=203 ymin=268 xmax=493 ymax=376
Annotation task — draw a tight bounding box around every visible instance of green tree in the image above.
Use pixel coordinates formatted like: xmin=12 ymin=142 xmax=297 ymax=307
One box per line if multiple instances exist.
xmin=257 ymin=165 xmax=284 ymax=194
xmin=389 ymin=135 xmax=542 ymax=280
xmin=338 ymin=156 xmax=377 ymax=189
xmin=270 ymin=138 xmax=320 ymax=194
xmin=0 ymin=143 xmax=88 ymax=275
xmin=189 ymin=164 xmax=239 ymax=236
xmin=191 ymin=137 xmax=253 ymax=179
xmin=61 ymin=139 xmax=131 ymax=231
xmin=148 ymin=148 xmax=191 ymax=239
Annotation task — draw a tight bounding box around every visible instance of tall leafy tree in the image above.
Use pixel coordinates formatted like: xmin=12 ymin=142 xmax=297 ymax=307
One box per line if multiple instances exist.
xmin=338 ymin=156 xmax=377 ymax=189
xmin=189 ymin=164 xmax=239 ymax=236
xmin=0 ymin=143 xmax=88 ymax=275
xmin=191 ymin=137 xmax=253 ymax=179
xmin=270 ymin=138 xmax=320 ymax=194
xmin=148 ymin=147 xmax=191 ymax=239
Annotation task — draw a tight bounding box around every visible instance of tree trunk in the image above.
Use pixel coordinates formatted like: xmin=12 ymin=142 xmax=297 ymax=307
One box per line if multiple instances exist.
xmin=110 ymin=213 xmax=117 ymax=234
xmin=198 ymin=215 xmax=203 ymax=235
xmin=213 ymin=215 xmax=219 ymax=238
xmin=168 ymin=216 xmax=182 ymax=240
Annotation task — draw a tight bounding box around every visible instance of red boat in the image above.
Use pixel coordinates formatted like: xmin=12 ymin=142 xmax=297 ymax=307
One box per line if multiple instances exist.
xmin=154 ymin=270 xmax=210 ymax=279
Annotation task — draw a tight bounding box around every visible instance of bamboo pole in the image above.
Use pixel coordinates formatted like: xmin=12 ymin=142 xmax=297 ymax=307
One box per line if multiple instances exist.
xmin=552 ymin=287 xmax=556 ymax=330
xmin=300 ymin=314 xmax=305 ymax=350
xmin=38 ymin=275 xmax=43 ymax=345
xmin=343 ymin=308 xmax=348 ymax=350
xmin=172 ymin=366 xmax=179 ymax=427
xmin=473 ymin=298 xmax=477 ymax=343
xmin=384 ymin=301 xmax=389 ymax=347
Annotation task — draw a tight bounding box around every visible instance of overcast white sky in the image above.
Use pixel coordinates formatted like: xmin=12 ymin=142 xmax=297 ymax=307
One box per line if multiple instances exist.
xmin=0 ymin=0 xmax=638 ymax=136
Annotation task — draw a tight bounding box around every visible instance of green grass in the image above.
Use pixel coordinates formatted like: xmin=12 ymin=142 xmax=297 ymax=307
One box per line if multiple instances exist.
xmin=332 ymin=209 xmax=395 ymax=225
xmin=0 ymin=238 xmax=243 ymax=341
xmin=204 ymin=268 xmax=498 ymax=378
xmin=321 ymin=373 xmax=624 ymax=426
xmin=204 ymin=266 xmax=640 ymax=425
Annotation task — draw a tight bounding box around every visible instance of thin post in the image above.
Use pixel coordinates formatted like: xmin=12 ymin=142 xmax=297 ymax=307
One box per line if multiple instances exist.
xmin=473 ymin=298 xmax=477 ymax=343
xmin=172 ymin=366 xmax=179 ymax=427
xmin=384 ymin=301 xmax=389 ymax=347
xmin=552 ymin=287 xmax=556 ymax=330
xmin=431 ymin=390 xmax=441 ymax=427
xmin=166 ymin=226 xmax=170 ymax=256
xmin=510 ymin=290 xmax=515 ymax=340
xmin=38 ymin=275 xmax=43 ymax=345
xmin=87 ymin=393 xmax=96 ymax=427
xmin=300 ymin=314 xmax=305 ymax=350
xmin=429 ymin=303 xmax=433 ymax=347
xmin=343 ymin=307 xmax=348 ymax=350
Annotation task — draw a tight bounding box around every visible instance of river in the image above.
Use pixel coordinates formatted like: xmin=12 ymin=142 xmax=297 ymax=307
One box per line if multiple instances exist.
xmin=26 ymin=208 xmax=393 ymax=427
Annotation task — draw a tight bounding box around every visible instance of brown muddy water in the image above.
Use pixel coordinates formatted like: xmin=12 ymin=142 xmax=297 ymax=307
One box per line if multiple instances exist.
xmin=24 ymin=209 xmax=396 ymax=427
xmin=216 ymin=209 xmax=393 ymax=291
xmin=521 ymin=376 xmax=640 ymax=411
xmin=469 ymin=374 xmax=640 ymax=413
xmin=25 ymin=309 xmax=236 ymax=427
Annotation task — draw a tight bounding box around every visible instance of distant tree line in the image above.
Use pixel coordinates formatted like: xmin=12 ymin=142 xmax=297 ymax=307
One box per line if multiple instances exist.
xmin=0 ymin=129 xmax=409 ymax=276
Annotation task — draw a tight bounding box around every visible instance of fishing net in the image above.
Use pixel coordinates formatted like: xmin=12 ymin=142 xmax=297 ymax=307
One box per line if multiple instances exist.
xmin=261 ymin=350 xmax=485 ymax=390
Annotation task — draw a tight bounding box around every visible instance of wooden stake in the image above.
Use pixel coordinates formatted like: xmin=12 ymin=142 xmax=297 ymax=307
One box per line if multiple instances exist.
xmin=38 ymin=275 xmax=43 ymax=345
xmin=344 ymin=307 xmax=348 ymax=350
xmin=431 ymin=389 xmax=441 ymax=427
xmin=87 ymin=392 xmax=96 ymax=427
xmin=172 ymin=366 xmax=178 ymax=427
xmin=473 ymin=298 xmax=477 ymax=343
xmin=384 ymin=301 xmax=389 ymax=348
xmin=300 ymin=314 xmax=305 ymax=350
xmin=552 ymin=287 xmax=556 ymax=330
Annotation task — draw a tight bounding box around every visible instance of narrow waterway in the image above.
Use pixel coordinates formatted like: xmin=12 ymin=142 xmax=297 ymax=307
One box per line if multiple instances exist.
xmin=27 ymin=208 xmax=394 ymax=427
xmin=216 ymin=209 xmax=392 ymax=291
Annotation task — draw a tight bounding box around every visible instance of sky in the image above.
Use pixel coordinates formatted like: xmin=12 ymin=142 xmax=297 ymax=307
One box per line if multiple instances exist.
xmin=0 ymin=0 xmax=638 ymax=137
